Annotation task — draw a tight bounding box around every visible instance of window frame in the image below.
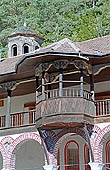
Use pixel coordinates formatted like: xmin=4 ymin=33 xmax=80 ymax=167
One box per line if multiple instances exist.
xmin=12 ymin=44 xmax=17 ymax=56
xmin=84 ymin=144 xmax=91 ymax=170
xmin=64 ymin=140 xmax=79 ymax=170
xmin=23 ymin=43 xmax=29 ymax=54
xmin=106 ymin=140 xmax=110 ymax=170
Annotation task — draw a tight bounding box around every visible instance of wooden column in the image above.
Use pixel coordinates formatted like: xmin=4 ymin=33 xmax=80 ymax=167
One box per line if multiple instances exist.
xmin=80 ymin=69 xmax=84 ymax=97
xmin=59 ymin=68 xmax=63 ymax=97
xmin=1 ymin=81 xmax=16 ymax=128
xmin=36 ymin=76 xmax=39 ymax=102
xmin=42 ymin=72 xmax=45 ymax=100
xmin=6 ymin=89 xmax=11 ymax=127
xmin=90 ymin=74 xmax=94 ymax=100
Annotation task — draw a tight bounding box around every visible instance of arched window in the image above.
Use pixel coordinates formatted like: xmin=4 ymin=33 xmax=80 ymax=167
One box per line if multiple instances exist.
xmin=84 ymin=144 xmax=91 ymax=170
xmin=65 ymin=140 xmax=79 ymax=170
xmin=106 ymin=140 xmax=110 ymax=170
xmin=35 ymin=45 xmax=39 ymax=50
xmin=23 ymin=44 xmax=29 ymax=54
xmin=12 ymin=45 xmax=17 ymax=56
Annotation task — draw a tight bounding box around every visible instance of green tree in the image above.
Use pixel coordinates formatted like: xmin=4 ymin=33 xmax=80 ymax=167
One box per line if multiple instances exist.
xmin=0 ymin=0 xmax=109 ymax=57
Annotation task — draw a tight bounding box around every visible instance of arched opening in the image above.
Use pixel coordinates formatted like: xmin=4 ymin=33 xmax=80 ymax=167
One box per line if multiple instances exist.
xmin=35 ymin=45 xmax=39 ymax=50
xmin=12 ymin=44 xmax=17 ymax=56
xmin=0 ymin=152 xmax=3 ymax=170
xmin=23 ymin=44 xmax=29 ymax=54
xmin=106 ymin=140 xmax=110 ymax=170
xmin=84 ymin=144 xmax=91 ymax=170
xmin=65 ymin=140 xmax=79 ymax=170
xmin=57 ymin=148 xmax=60 ymax=170
xmin=15 ymin=139 xmax=45 ymax=170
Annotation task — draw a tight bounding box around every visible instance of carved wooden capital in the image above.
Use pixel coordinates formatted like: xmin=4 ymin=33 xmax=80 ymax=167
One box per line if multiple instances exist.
xmin=45 ymin=72 xmax=59 ymax=82
xmin=35 ymin=62 xmax=51 ymax=76
xmin=53 ymin=60 xmax=69 ymax=70
xmin=73 ymin=60 xmax=87 ymax=70
xmin=73 ymin=60 xmax=92 ymax=74
xmin=0 ymin=81 xmax=16 ymax=91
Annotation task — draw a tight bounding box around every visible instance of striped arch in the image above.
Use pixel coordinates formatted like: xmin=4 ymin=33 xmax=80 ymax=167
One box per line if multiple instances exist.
xmin=52 ymin=125 xmax=101 ymax=165
xmin=7 ymin=132 xmax=43 ymax=169
xmin=0 ymin=142 xmax=7 ymax=169
xmin=1 ymin=136 xmax=14 ymax=145
xmin=93 ymin=125 xmax=110 ymax=163
xmin=52 ymin=129 xmax=89 ymax=166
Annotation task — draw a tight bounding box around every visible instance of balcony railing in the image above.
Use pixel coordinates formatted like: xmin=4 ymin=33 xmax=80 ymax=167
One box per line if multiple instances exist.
xmin=95 ymin=99 xmax=110 ymax=116
xmin=36 ymin=88 xmax=95 ymax=125
xmin=0 ymin=110 xmax=36 ymax=129
xmin=0 ymin=116 xmax=5 ymax=128
xmin=37 ymin=88 xmax=93 ymax=103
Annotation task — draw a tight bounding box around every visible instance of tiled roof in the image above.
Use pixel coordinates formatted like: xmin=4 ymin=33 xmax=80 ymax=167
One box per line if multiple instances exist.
xmin=10 ymin=26 xmax=37 ymax=36
xmin=41 ymin=38 xmax=80 ymax=52
xmin=1 ymin=35 xmax=110 ymax=75
xmin=38 ymin=36 xmax=110 ymax=55
xmin=76 ymin=35 xmax=110 ymax=54
xmin=0 ymin=56 xmax=21 ymax=75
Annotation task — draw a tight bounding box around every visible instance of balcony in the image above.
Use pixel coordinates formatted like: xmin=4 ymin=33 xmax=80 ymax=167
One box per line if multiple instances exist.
xmin=95 ymin=99 xmax=110 ymax=123
xmin=0 ymin=110 xmax=36 ymax=129
xmin=36 ymin=88 xmax=96 ymax=129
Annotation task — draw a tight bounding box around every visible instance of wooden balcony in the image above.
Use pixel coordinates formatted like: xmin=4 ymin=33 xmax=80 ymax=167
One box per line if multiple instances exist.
xmin=95 ymin=100 xmax=110 ymax=123
xmin=0 ymin=110 xmax=36 ymax=129
xmin=36 ymin=88 xmax=96 ymax=129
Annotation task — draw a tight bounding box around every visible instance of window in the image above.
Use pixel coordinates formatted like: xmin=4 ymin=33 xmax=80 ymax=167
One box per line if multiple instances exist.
xmin=12 ymin=45 xmax=17 ymax=56
xmin=106 ymin=140 xmax=110 ymax=170
xmin=84 ymin=144 xmax=91 ymax=170
xmin=35 ymin=45 xmax=39 ymax=50
xmin=65 ymin=140 xmax=79 ymax=170
xmin=23 ymin=44 xmax=29 ymax=54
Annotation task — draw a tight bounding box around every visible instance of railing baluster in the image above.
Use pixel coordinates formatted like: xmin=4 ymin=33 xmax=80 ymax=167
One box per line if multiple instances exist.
xmin=95 ymin=99 xmax=110 ymax=116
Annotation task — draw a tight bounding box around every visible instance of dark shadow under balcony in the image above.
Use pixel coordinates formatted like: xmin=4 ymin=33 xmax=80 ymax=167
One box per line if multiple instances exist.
xmin=36 ymin=88 xmax=96 ymax=129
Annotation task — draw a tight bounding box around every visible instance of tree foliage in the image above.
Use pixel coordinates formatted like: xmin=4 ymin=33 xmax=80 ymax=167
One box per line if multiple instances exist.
xmin=0 ymin=0 xmax=109 ymax=57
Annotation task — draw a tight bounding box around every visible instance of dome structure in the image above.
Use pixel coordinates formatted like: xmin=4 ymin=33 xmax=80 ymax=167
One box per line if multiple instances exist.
xmin=7 ymin=25 xmax=44 ymax=58
xmin=11 ymin=26 xmax=37 ymax=35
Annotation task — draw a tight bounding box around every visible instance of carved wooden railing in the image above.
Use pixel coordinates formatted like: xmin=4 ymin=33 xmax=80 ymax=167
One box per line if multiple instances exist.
xmin=0 ymin=116 xmax=5 ymax=128
xmin=37 ymin=88 xmax=92 ymax=103
xmin=36 ymin=89 xmax=95 ymax=122
xmin=95 ymin=99 xmax=110 ymax=116
xmin=11 ymin=110 xmax=36 ymax=127
xmin=0 ymin=110 xmax=36 ymax=128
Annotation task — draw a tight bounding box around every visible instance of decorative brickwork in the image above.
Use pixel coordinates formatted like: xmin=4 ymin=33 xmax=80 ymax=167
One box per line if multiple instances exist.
xmin=93 ymin=124 xmax=110 ymax=163
xmin=4 ymin=132 xmax=42 ymax=169
xmin=1 ymin=136 xmax=14 ymax=145
xmin=51 ymin=125 xmax=101 ymax=165
xmin=41 ymin=126 xmax=97 ymax=165
xmin=0 ymin=142 xmax=6 ymax=169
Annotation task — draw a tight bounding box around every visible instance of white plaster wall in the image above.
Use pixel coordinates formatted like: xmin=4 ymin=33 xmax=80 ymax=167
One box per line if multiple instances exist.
xmin=72 ymin=80 xmax=110 ymax=93
xmin=94 ymin=81 xmax=110 ymax=93
xmin=59 ymin=135 xmax=86 ymax=170
xmin=0 ymin=152 xmax=3 ymax=170
xmin=15 ymin=139 xmax=45 ymax=170
xmin=0 ymin=93 xmax=35 ymax=116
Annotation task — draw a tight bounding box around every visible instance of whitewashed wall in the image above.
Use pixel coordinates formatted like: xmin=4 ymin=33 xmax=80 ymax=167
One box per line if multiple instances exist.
xmin=0 ymin=93 xmax=36 ymax=116
xmin=16 ymin=139 xmax=45 ymax=170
